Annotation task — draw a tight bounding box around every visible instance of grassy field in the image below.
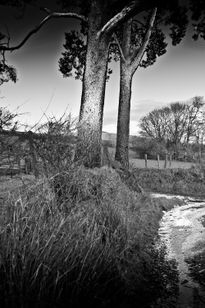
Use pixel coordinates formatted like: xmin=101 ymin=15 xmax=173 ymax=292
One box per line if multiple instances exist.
xmin=130 ymin=158 xmax=194 ymax=169
xmin=107 ymin=146 xmax=195 ymax=169
xmin=131 ymin=165 xmax=205 ymax=197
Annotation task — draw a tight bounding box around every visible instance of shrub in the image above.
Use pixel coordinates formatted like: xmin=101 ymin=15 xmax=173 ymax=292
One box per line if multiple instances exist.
xmin=33 ymin=114 xmax=76 ymax=176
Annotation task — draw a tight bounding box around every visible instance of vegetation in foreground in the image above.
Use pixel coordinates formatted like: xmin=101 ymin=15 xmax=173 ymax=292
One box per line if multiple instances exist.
xmin=0 ymin=166 xmax=178 ymax=307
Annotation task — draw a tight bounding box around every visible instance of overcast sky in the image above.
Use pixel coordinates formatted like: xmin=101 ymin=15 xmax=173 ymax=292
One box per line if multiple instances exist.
xmin=1 ymin=2 xmax=205 ymax=135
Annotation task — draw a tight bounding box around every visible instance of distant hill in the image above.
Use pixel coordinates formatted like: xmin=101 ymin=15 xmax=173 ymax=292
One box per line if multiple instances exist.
xmin=102 ymin=131 xmax=137 ymax=146
xmin=102 ymin=131 xmax=137 ymax=159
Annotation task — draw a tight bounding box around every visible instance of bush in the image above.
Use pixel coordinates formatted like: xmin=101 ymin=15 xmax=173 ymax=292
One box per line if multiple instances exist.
xmin=33 ymin=114 xmax=76 ymax=176
xmin=0 ymin=166 xmax=178 ymax=307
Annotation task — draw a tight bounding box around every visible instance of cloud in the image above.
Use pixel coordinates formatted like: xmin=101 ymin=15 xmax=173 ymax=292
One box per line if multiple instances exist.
xmin=103 ymin=123 xmax=117 ymax=134
xmin=103 ymin=99 xmax=166 ymax=135
xmin=103 ymin=113 xmax=118 ymax=127
xmin=131 ymin=99 xmax=167 ymax=121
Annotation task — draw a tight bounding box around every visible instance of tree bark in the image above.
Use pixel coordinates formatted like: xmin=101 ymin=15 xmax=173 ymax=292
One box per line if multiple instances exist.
xmin=115 ymin=63 xmax=133 ymax=169
xmin=75 ymin=5 xmax=109 ymax=168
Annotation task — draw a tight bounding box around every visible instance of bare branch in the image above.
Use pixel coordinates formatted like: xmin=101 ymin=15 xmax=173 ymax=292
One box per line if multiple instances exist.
xmin=97 ymin=1 xmax=140 ymax=39
xmin=131 ymin=7 xmax=157 ymax=69
xmin=113 ymin=33 xmax=126 ymax=62
xmin=0 ymin=10 xmax=88 ymax=52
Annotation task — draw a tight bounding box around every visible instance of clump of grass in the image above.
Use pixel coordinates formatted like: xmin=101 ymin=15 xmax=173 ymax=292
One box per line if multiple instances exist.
xmin=0 ymin=166 xmax=178 ymax=307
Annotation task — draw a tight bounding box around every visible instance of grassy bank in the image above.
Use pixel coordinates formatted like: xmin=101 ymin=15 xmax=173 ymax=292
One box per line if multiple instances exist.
xmin=0 ymin=166 xmax=178 ymax=307
xmin=130 ymin=165 xmax=205 ymax=197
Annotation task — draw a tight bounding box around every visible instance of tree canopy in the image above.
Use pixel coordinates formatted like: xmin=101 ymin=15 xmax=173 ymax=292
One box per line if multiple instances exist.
xmin=190 ymin=0 xmax=205 ymax=40
xmin=59 ymin=3 xmax=188 ymax=80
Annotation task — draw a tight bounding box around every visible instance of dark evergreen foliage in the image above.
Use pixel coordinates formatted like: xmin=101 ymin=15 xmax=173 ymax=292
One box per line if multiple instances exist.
xmin=59 ymin=2 xmax=188 ymax=79
xmin=0 ymin=61 xmax=17 ymax=85
xmin=190 ymin=0 xmax=205 ymax=40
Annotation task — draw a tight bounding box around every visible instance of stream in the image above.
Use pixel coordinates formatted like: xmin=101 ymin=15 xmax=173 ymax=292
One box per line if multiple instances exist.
xmin=154 ymin=194 xmax=205 ymax=307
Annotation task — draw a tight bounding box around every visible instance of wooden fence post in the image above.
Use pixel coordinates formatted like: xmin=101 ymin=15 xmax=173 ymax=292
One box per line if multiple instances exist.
xmin=101 ymin=144 xmax=111 ymax=167
xmin=164 ymin=154 xmax=168 ymax=169
xmin=157 ymin=154 xmax=160 ymax=169
xmin=169 ymin=153 xmax=172 ymax=167
xmin=28 ymin=131 xmax=39 ymax=178
xmin=145 ymin=154 xmax=148 ymax=168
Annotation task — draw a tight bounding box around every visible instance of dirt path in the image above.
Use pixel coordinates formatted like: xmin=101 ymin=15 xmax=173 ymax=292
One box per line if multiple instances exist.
xmin=156 ymin=195 xmax=205 ymax=307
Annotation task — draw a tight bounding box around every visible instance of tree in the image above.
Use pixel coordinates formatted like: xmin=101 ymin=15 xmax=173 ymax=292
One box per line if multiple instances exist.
xmin=59 ymin=1 xmax=188 ymax=169
xmin=66 ymin=1 xmax=154 ymax=168
xmin=0 ymin=1 xmax=190 ymax=168
xmin=114 ymin=4 xmax=188 ymax=168
xmin=114 ymin=10 xmax=159 ymax=168
xmin=139 ymin=97 xmax=204 ymax=157
xmin=1 ymin=0 xmax=164 ymax=168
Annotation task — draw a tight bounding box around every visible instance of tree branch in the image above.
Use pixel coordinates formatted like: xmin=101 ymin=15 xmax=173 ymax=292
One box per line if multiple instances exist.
xmin=131 ymin=7 xmax=157 ymax=69
xmin=0 ymin=9 xmax=88 ymax=52
xmin=97 ymin=1 xmax=140 ymax=39
xmin=113 ymin=33 xmax=126 ymax=62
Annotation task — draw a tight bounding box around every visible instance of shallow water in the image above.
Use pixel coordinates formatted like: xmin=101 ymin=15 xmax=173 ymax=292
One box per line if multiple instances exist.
xmin=156 ymin=195 xmax=205 ymax=307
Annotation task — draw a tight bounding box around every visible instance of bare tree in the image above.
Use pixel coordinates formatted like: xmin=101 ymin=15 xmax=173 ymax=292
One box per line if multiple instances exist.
xmin=139 ymin=97 xmax=204 ymax=157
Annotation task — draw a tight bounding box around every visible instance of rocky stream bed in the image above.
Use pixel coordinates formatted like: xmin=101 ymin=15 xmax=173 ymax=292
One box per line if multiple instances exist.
xmin=155 ymin=194 xmax=205 ymax=307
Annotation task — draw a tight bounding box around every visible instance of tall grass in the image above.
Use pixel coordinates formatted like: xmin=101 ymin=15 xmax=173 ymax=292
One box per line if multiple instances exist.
xmin=0 ymin=166 xmax=178 ymax=307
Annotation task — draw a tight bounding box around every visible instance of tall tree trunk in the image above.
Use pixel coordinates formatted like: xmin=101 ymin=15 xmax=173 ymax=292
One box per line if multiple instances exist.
xmin=115 ymin=63 xmax=133 ymax=169
xmin=75 ymin=6 xmax=109 ymax=168
xmin=114 ymin=10 xmax=157 ymax=170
